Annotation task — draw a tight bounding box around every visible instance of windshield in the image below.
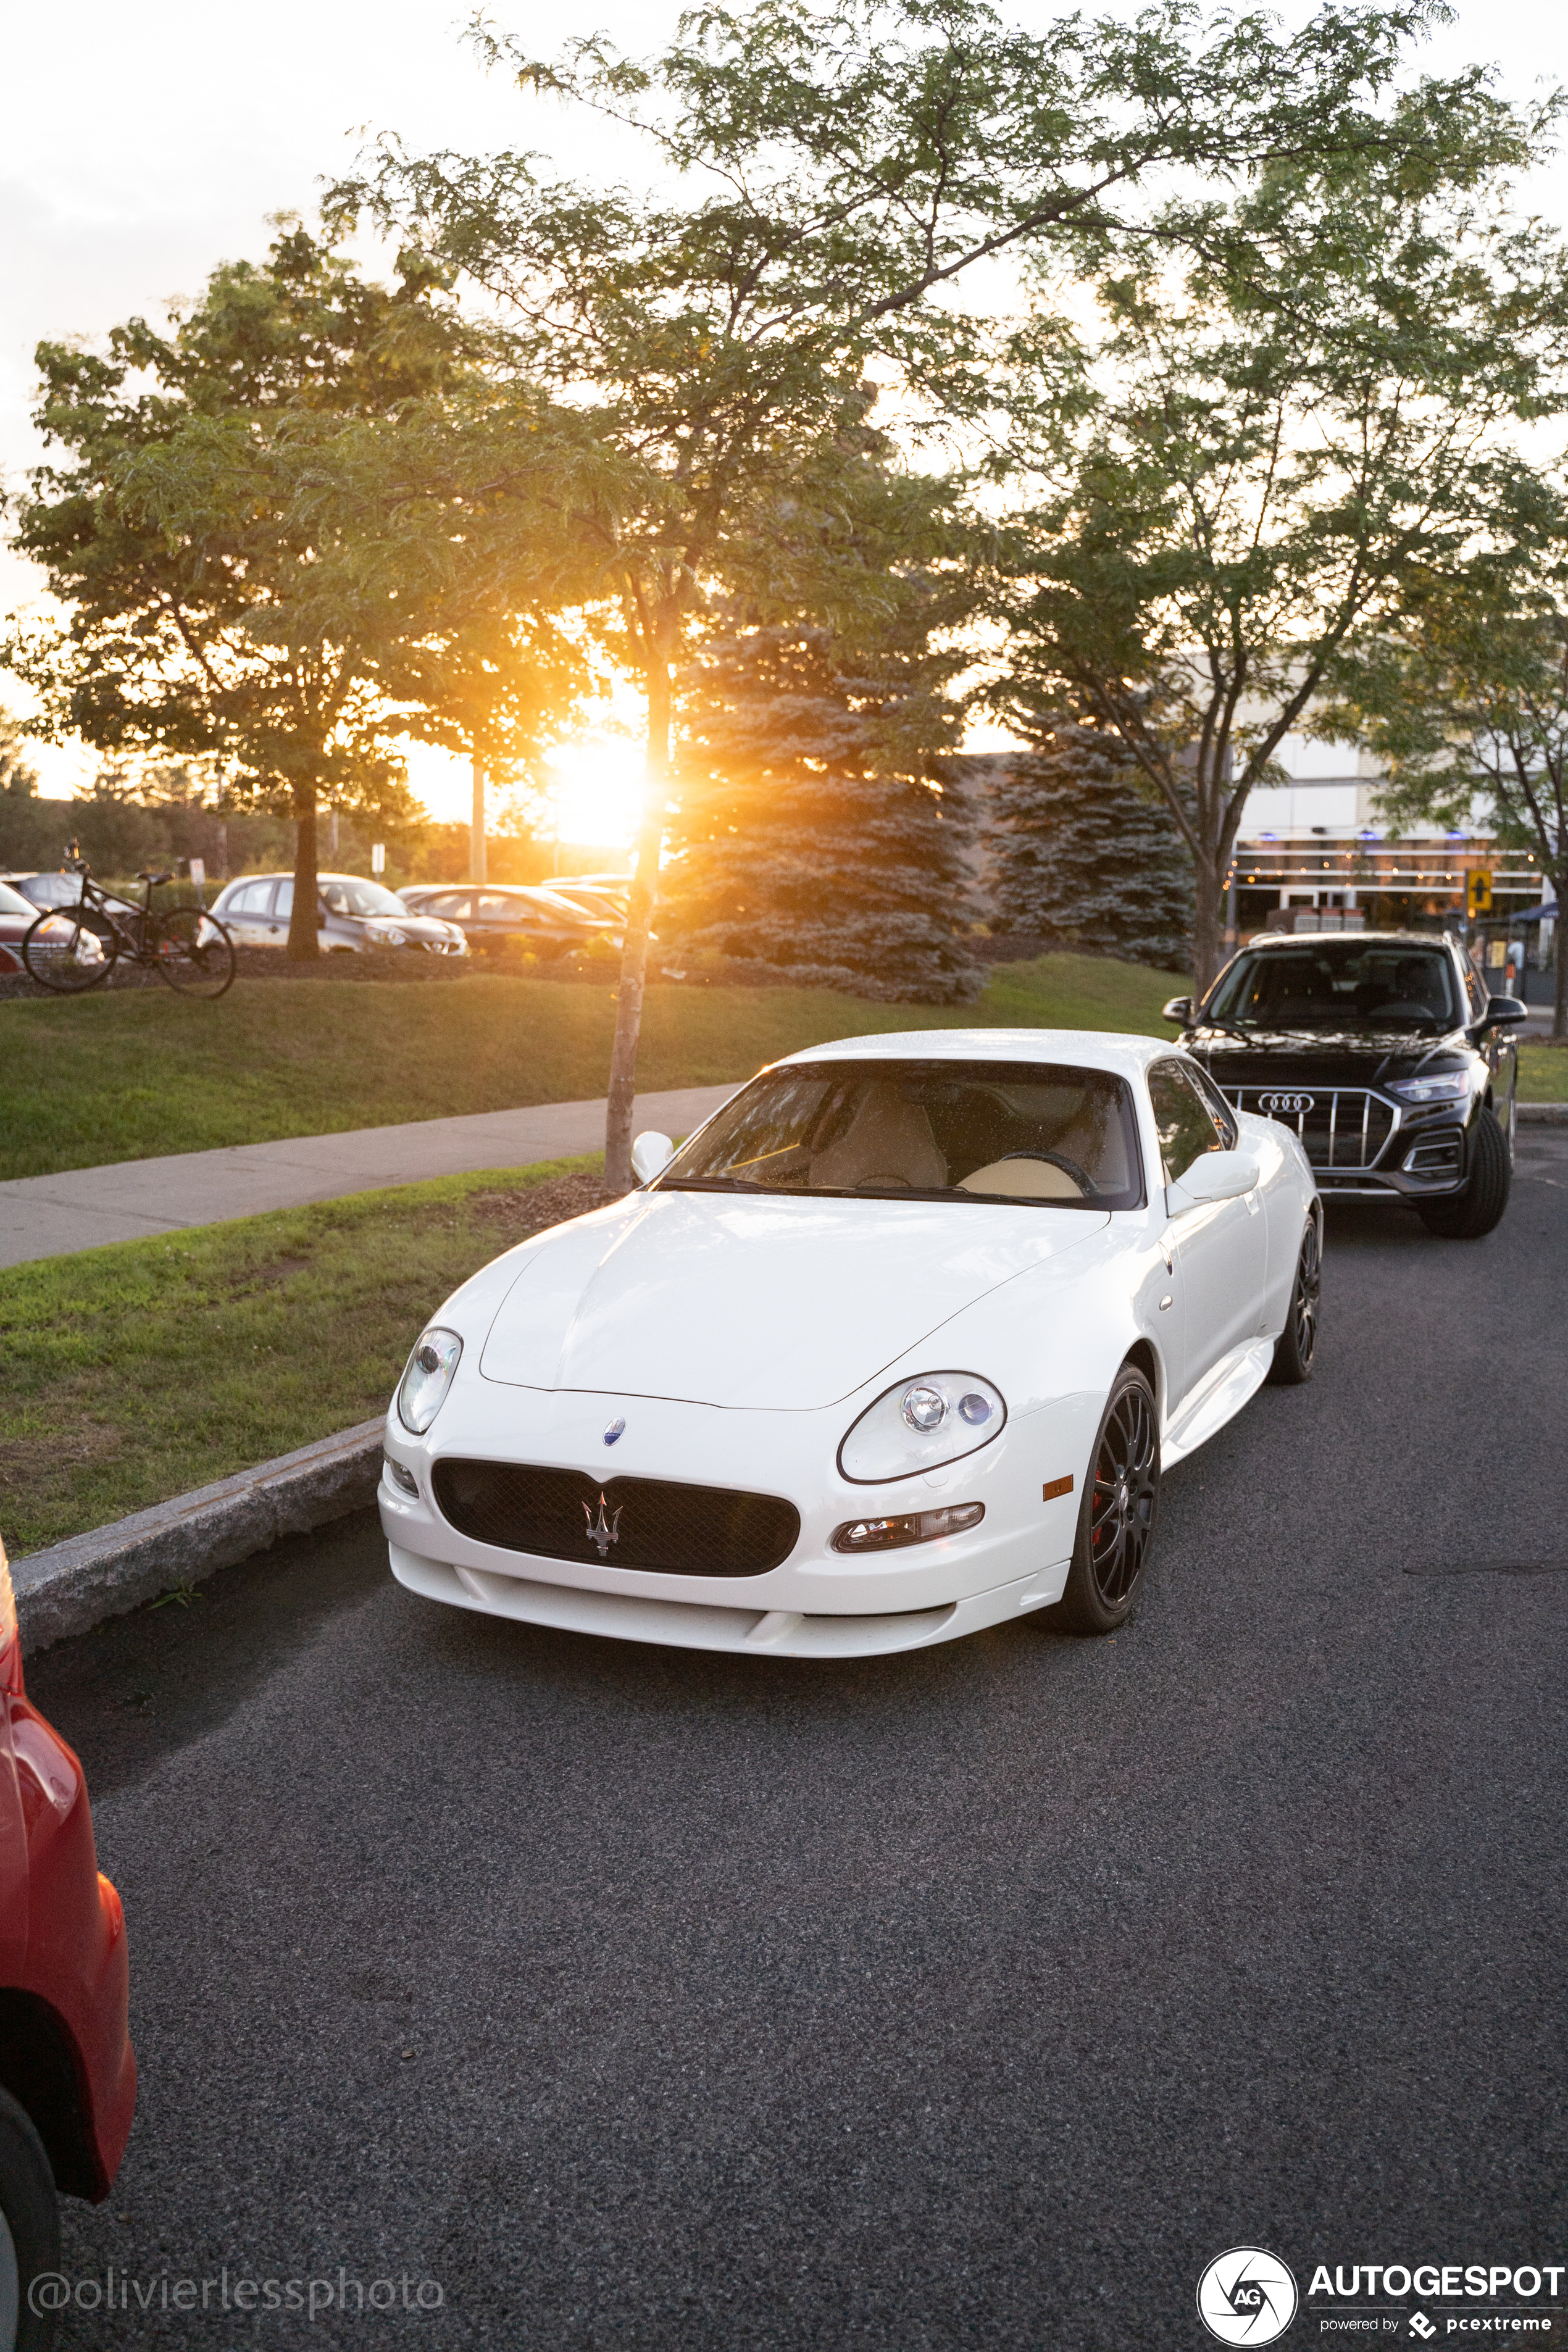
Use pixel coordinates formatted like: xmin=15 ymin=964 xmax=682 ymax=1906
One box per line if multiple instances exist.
xmin=0 ymin=880 xmax=38 ymax=917
xmin=661 ymin=1059 xmax=1145 ymax=1208
xmin=317 ymin=877 xmax=407 ymax=918
xmin=1206 ymin=943 xmax=1462 ymax=1033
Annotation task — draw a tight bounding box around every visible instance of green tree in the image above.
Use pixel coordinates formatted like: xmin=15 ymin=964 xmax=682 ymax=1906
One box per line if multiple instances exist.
xmin=1333 ymin=544 xmax=1568 ymax=1035
xmin=990 ymin=715 xmax=1193 ymax=971
xmin=4 ymin=227 xmax=472 ymax=956
xmin=662 ymin=595 xmax=979 ymax=999
xmin=336 ymin=0 xmax=1499 ymax=1181
xmin=991 ymin=143 xmax=1567 ymax=993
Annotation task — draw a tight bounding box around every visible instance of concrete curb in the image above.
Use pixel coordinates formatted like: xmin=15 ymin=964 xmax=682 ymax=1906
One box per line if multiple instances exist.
xmin=1520 ymin=1102 xmax=1568 ymax=1124
xmin=13 ymin=1417 xmax=386 ymax=1656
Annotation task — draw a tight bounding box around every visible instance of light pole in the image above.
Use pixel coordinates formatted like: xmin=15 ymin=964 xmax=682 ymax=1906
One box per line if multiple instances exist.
xmin=470 ymin=743 xmax=487 ymax=886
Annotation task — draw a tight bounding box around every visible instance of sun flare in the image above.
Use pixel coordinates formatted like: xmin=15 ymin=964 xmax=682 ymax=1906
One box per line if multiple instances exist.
xmin=545 ymin=738 xmax=645 ymax=852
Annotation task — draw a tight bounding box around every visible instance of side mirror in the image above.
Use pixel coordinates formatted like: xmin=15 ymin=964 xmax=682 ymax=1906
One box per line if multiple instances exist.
xmin=1162 ymin=995 xmax=1194 ymax=1025
xmin=1483 ymin=995 xmax=1528 ymax=1028
xmin=630 ymin=1130 xmax=675 ymax=1186
xmin=1167 ymin=1148 xmax=1260 ymax=1210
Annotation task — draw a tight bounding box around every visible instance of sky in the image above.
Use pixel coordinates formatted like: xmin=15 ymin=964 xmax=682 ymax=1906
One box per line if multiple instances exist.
xmin=4 ymin=0 xmax=1566 ymax=843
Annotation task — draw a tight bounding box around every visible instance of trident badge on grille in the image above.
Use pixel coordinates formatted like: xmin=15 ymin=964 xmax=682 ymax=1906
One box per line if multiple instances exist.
xmin=583 ymin=1491 xmax=623 ymax=1558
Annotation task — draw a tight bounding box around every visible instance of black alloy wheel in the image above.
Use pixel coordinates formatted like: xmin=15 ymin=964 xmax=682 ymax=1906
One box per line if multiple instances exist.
xmin=1418 ymin=1106 xmax=1511 ymax=1240
xmin=20 ymin=909 xmax=117 ymax=994
xmin=1053 ymin=1364 xmax=1160 ymax=1635
xmin=1267 ymin=1217 xmax=1321 ymax=1386
xmin=154 ymin=908 xmax=236 ymax=999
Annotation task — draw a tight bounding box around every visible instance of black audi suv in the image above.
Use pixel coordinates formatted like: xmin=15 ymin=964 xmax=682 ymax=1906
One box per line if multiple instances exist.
xmin=1164 ymin=930 xmax=1528 ymax=1238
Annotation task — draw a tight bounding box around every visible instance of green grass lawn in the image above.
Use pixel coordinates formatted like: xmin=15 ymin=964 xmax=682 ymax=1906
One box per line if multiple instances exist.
xmin=0 ymin=955 xmax=1182 ymax=1182
xmin=0 ymin=1159 xmax=604 ymax=1557
xmin=1517 ymin=1043 xmax=1568 ymax=1103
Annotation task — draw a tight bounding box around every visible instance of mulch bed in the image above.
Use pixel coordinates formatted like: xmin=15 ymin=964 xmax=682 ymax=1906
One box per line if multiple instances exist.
xmin=467 ymin=1172 xmax=619 ymax=1238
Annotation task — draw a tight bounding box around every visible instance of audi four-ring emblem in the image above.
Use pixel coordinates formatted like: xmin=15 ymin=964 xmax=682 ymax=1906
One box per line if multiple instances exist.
xmin=1258 ymin=1092 xmax=1314 ymax=1115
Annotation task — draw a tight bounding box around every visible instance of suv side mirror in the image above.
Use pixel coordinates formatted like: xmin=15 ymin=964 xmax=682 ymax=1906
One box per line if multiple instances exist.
xmin=630 ymin=1131 xmax=675 ymax=1186
xmin=1483 ymin=995 xmax=1528 ymax=1028
xmin=1162 ymin=995 xmax=1194 ymax=1025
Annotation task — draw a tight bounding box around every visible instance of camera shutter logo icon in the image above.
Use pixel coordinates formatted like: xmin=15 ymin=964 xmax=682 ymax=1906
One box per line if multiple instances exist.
xmin=1196 ymin=2248 xmax=1298 ymax=2345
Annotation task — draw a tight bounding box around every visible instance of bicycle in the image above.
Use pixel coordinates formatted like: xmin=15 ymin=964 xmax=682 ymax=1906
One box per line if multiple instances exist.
xmin=22 ymin=851 xmax=237 ymax=1000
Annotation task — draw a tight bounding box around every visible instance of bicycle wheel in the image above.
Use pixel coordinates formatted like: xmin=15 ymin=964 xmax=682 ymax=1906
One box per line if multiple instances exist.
xmin=20 ymin=908 xmax=117 ymax=993
xmin=153 ymin=907 xmax=236 ymax=999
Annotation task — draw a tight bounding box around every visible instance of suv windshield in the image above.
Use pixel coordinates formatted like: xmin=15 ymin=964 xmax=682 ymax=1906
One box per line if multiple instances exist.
xmin=1206 ymin=942 xmax=1462 ymax=1034
xmin=661 ymin=1059 xmax=1145 ymax=1208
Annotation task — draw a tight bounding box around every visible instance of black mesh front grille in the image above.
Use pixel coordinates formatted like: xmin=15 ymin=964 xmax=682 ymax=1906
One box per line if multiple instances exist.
xmin=432 ymin=1459 xmax=801 ymax=1577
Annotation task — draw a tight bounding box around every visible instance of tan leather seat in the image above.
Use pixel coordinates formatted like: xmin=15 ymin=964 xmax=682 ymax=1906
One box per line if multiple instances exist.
xmin=810 ymin=1085 xmax=948 ymax=1190
xmin=957 ymin=1156 xmax=1085 ymax=1199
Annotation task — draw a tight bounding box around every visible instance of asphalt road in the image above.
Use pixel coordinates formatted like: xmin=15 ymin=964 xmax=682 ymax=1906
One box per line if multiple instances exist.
xmin=30 ymin=1132 xmax=1568 ymax=2350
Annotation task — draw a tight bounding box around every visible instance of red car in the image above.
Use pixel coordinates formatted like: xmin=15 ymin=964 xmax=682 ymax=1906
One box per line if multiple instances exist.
xmin=0 ymin=880 xmax=38 ymax=977
xmin=0 ymin=1537 xmax=135 ymax=2342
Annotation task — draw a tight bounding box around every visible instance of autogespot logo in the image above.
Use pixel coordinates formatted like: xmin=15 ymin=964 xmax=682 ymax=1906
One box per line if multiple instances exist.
xmin=1197 ymin=2248 xmax=1300 ymax=2345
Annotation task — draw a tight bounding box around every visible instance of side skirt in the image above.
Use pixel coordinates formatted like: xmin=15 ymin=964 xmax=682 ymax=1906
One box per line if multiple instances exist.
xmin=1161 ymin=1340 xmax=1275 ymax=1469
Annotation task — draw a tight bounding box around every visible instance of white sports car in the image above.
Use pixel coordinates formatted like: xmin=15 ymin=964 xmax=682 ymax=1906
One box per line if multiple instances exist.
xmin=380 ymin=1030 xmax=1321 ymax=1659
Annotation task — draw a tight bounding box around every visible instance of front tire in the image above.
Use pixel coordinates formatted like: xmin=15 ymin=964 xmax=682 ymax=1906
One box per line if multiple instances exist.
xmin=20 ymin=911 xmax=116 ymax=995
xmin=1052 ymin=1364 xmax=1160 ymax=1635
xmin=1418 ymin=1107 xmax=1511 ymax=1240
xmin=0 ymin=2084 xmax=61 ymax=2351
xmin=1267 ymin=1217 xmax=1321 ymax=1385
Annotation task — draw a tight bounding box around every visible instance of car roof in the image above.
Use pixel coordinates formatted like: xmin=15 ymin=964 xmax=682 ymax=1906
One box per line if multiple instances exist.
xmin=1241 ymin=929 xmax=1461 ymax=951
xmin=774 ymin=1027 xmax=1174 ymax=1081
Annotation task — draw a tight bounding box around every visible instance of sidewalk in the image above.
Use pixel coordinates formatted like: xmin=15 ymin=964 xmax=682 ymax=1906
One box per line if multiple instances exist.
xmin=0 ymin=1085 xmax=738 ymax=1270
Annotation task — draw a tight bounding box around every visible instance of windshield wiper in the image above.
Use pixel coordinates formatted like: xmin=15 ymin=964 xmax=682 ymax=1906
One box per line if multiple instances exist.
xmin=659 ymin=1175 xmax=769 ymax=1193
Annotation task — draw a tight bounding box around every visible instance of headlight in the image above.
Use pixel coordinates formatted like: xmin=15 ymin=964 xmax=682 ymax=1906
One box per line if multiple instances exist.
xmin=1386 ymin=1072 xmax=1469 ymax=1103
xmin=373 ymin=924 xmax=408 ymax=947
xmin=396 ymin=1327 xmax=462 ymax=1433
xmin=838 ymin=1371 xmax=1006 ymax=1484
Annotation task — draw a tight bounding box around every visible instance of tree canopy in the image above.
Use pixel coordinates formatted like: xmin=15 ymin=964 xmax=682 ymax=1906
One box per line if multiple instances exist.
xmin=989 ymin=143 xmax=1568 ymax=989
xmin=328 ymin=0 xmax=1520 ymax=1176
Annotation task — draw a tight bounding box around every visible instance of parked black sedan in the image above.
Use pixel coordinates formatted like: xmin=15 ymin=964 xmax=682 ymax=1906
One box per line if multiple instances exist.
xmin=1164 ymin=930 xmax=1527 ymax=1238
xmin=397 ymin=883 xmax=611 ymax=959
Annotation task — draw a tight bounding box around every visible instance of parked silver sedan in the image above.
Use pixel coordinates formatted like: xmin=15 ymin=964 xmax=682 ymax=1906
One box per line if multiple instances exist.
xmin=210 ymin=873 xmax=468 ymax=956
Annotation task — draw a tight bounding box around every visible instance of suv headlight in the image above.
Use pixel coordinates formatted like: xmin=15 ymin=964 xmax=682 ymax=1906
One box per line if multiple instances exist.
xmin=838 ymin=1372 xmax=1006 ymax=1484
xmin=397 ymin=1328 xmax=462 ymax=1433
xmin=1386 ymin=1072 xmax=1469 ymax=1103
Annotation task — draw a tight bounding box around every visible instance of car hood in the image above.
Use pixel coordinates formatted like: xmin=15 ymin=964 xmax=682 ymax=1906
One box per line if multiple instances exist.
xmin=357 ymin=913 xmax=456 ymax=940
xmin=478 ymin=1190 xmax=1111 ymax=1411
xmin=1186 ymin=1026 xmax=1474 ymax=1085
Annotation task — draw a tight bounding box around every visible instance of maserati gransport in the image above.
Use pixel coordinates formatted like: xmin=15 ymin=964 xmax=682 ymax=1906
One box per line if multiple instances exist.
xmin=380 ymin=1031 xmax=1320 ymax=1659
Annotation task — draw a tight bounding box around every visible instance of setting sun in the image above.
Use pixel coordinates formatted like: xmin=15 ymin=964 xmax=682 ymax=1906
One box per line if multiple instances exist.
xmin=544 ymin=737 xmax=646 ymax=853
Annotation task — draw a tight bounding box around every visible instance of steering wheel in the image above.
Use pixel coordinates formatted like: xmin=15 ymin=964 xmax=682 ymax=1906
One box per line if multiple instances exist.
xmin=993 ymin=1149 xmax=1099 ymax=1198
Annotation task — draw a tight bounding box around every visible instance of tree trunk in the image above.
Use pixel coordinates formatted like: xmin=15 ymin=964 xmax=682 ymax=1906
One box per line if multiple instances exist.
xmin=470 ymin=746 xmax=487 ymax=886
xmin=604 ymin=654 xmax=672 ymax=1195
xmin=1191 ymin=851 xmax=1225 ymax=1001
xmin=288 ymin=785 xmax=320 ymax=960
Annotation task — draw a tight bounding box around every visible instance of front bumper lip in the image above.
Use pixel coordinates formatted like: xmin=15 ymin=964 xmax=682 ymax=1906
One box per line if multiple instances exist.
xmin=388 ymin=1542 xmax=1064 ymax=1659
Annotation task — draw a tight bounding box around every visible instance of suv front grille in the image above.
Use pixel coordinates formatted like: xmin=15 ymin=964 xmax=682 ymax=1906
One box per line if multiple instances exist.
xmin=1224 ymin=1086 xmax=1397 ymax=1170
xmin=431 ymin=1459 xmax=801 ymax=1577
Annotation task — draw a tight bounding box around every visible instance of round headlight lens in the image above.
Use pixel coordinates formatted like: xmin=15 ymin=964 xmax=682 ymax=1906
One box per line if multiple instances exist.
xmin=839 ymin=1371 xmax=1007 ymax=1484
xmin=396 ymin=1327 xmax=462 ymax=1433
xmin=901 ymin=1384 xmax=946 ymax=1432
